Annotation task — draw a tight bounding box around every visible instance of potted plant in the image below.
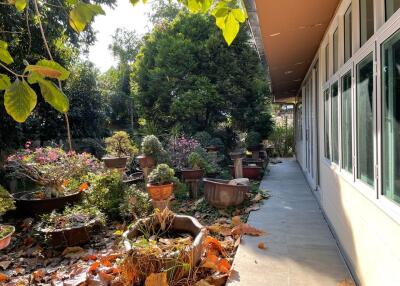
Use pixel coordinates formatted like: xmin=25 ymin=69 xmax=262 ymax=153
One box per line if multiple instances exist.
xmin=203 ymin=178 xmax=249 ymax=208
xmin=246 ymin=131 xmax=262 ymax=151
xmin=0 ymin=185 xmax=16 ymax=250
xmin=181 ymin=151 xmax=207 ymax=180
xmin=147 ymin=164 xmax=176 ymax=200
xmin=6 ymin=147 xmax=101 ymax=215
xmin=103 ymin=131 xmax=138 ymax=169
xmin=137 ymin=135 xmax=164 ymax=169
xmin=167 ymin=135 xmax=200 ymax=171
xmin=206 ymin=137 xmax=224 ymax=152
xmin=36 ymin=204 xmax=105 ymax=247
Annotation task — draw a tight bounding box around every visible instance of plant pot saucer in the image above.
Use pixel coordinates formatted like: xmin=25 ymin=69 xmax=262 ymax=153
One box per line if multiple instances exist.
xmin=0 ymin=225 xmax=15 ymax=250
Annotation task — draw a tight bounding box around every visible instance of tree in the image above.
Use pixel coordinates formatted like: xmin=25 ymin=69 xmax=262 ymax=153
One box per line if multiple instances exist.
xmin=133 ymin=12 xmax=273 ymax=138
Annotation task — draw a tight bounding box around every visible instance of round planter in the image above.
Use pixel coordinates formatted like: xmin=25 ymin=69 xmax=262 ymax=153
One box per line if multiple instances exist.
xmin=181 ymin=169 xmax=204 ymax=180
xmin=102 ymin=156 xmax=128 ymax=169
xmin=37 ymin=219 xmax=100 ymax=247
xmin=13 ymin=191 xmax=83 ymax=216
xmin=205 ymin=145 xmax=218 ymax=152
xmin=0 ymin=225 xmax=15 ymax=250
xmin=230 ymin=165 xmax=262 ymax=180
xmin=147 ymin=183 xmax=174 ymax=201
xmin=123 ymin=215 xmax=206 ymax=266
xmin=203 ymin=178 xmax=249 ymax=208
xmin=137 ymin=155 xmax=156 ymax=169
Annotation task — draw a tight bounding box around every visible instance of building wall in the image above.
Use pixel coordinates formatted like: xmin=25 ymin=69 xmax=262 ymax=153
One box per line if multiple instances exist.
xmin=297 ymin=0 xmax=400 ymax=285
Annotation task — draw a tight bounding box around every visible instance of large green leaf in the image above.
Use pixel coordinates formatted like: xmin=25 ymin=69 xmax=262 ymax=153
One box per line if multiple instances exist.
xmin=0 ymin=74 xmax=11 ymax=90
xmin=222 ymin=12 xmax=240 ymax=46
xmin=69 ymin=2 xmax=105 ymax=33
xmin=232 ymin=8 xmax=246 ymax=23
xmin=187 ymin=0 xmax=211 ymax=13
xmin=4 ymin=79 xmax=37 ymax=123
xmin=15 ymin=0 xmax=27 ymax=11
xmin=26 ymin=59 xmax=70 ymax=80
xmin=38 ymin=79 xmax=69 ymax=113
xmin=0 ymin=40 xmax=13 ymax=65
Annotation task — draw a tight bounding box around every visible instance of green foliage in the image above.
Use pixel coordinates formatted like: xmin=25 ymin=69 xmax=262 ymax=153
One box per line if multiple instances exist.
xmin=120 ymin=184 xmax=152 ymax=219
xmin=69 ymin=2 xmax=105 ymax=33
xmin=0 ymin=185 xmax=15 ymax=215
xmin=148 ymin=164 xmax=175 ymax=185
xmin=193 ymin=131 xmax=212 ymax=147
xmin=105 ymin=131 xmax=138 ymax=157
xmin=187 ymin=151 xmax=208 ymax=170
xmin=4 ymin=79 xmax=37 ymax=123
xmin=0 ymin=40 xmax=14 ymax=65
xmin=83 ymin=170 xmax=125 ymax=218
xmin=173 ymin=180 xmax=188 ymax=200
xmin=245 ymin=131 xmax=261 ymax=148
xmin=141 ymin=135 xmax=164 ymax=157
xmin=269 ymin=126 xmax=294 ymax=157
xmin=0 ymin=225 xmax=14 ymax=240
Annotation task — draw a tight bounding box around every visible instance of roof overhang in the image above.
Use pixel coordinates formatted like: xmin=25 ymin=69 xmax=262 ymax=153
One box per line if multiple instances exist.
xmin=245 ymin=0 xmax=340 ymax=102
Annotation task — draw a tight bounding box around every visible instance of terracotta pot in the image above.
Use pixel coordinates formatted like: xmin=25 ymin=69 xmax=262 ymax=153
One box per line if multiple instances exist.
xmin=123 ymin=215 xmax=206 ymax=266
xmin=205 ymin=146 xmax=218 ymax=152
xmin=37 ymin=219 xmax=100 ymax=247
xmin=102 ymin=156 xmax=128 ymax=169
xmin=137 ymin=155 xmax=156 ymax=169
xmin=147 ymin=183 xmax=174 ymax=200
xmin=247 ymin=144 xmax=263 ymax=152
xmin=13 ymin=191 xmax=83 ymax=216
xmin=0 ymin=225 xmax=15 ymax=250
xmin=181 ymin=169 xmax=203 ymax=180
xmin=203 ymin=178 xmax=249 ymax=208
xmin=230 ymin=165 xmax=263 ymax=180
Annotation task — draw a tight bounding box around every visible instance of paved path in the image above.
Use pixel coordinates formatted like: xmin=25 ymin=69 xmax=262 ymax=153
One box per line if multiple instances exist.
xmin=227 ymin=158 xmax=353 ymax=286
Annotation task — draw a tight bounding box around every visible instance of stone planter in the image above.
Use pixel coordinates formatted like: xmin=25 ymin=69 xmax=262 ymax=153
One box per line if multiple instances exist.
xmin=230 ymin=165 xmax=262 ymax=180
xmin=0 ymin=225 xmax=15 ymax=250
xmin=137 ymin=155 xmax=156 ymax=169
xmin=123 ymin=214 xmax=206 ymax=266
xmin=147 ymin=183 xmax=174 ymax=201
xmin=13 ymin=191 xmax=83 ymax=216
xmin=181 ymin=169 xmax=203 ymax=180
xmin=203 ymin=178 xmax=249 ymax=208
xmin=102 ymin=156 xmax=128 ymax=169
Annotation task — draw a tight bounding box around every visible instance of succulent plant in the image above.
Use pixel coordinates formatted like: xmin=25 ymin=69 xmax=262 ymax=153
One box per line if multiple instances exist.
xmin=148 ymin=164 xmax=175 ymax=186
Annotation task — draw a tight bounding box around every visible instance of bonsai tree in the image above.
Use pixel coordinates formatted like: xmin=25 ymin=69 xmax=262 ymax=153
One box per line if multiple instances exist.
xmin=105 ymin=131 xmax=138 ymax=158
xmin=167 ymin=135 xmax=200 ymax=169
xmin=188 ymin=151 xmax=208 ymax=171
xmin=138 ymin=135 xmax=168 ymax=170
xmin=245 ymin=131 xmax=262 ymax=149
xmin=0 ymin=185 xmax=16 ymax=250
xmin=208 ymin=137 xmax=224 ymax=150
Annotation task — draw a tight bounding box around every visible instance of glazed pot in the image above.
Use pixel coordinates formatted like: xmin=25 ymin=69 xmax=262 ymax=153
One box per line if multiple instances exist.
xmin=37 ymin=219 xmax=100 ymax=247
xmin=137 ymin=155 xmax=156 ymax=169
xmin=102 ymin=156 xmax=128 ymax=169
xmin=0 ymin=225 xmax=15 ymax=250
xmin=181 ymin=169 xmax=204 ymax=180
xmin=203 ymin=178 xmax=249 ymax=208
xmin=205 ymin=145 xmax=218 ymax=152
xmin=13 ymin=191 xmax=83 ymax=216
xmin=147 ymin=183 xmax=174 ymax=201
xmin=123 ymin=214 xmax=206 ymax=266
xmin=230 ymin=165 xmax=263 ymax=180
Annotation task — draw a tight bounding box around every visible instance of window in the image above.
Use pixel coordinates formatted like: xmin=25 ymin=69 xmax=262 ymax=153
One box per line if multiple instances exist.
xmin=356 ymin=53 xmax=374 ymax=186
xmin=324 ymin=89 xmax=330 ymax=159
xmin=331 ymin=82 xmax=339 ymax=163
xmin=325 ymin=44 xmax=329 ymax=81
xmin=344 ymin=6 xmax=352 ymax=62
xmin=333 ymin=29 xmax=339 ymax=73
xmin=360 ymin=0 xmax=374 ymax=46
xmin=382 ymin=29 xmax=400 ymax=204
xmin=341 ymin=72 xmax=352 ymax=173
xmin=386 ymin=0 xmax=400 ymax=20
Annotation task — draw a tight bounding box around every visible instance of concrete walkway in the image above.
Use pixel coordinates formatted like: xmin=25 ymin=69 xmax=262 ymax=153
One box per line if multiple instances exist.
xmin=227 ymin=158 xmax=353 ymax=286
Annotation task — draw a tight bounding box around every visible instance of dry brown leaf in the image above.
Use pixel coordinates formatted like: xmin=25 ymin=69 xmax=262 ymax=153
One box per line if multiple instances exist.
xmin=32 ymin=269 xmax=45 ymax=282
xmin=257 ymin=242 xmax=267 ymax=250
xmin=98 ymin=271 xmax=114 ymax=282
xmin=231 ymin=224 xmax=265 ymax=236
xmin=63 ymin=272 xmax=87 ymax=286
xmin=88 ymin=261 xmax=101 ymax=273
xmin=144 ymin=273 xmax=168 ymax=286
xmin=195 ymin=279 xmax=213 ymax=286
xmin=207 ymin=224 xmax=232 ymax=236
xmin=202 ymin=253 xmax=231 ymax=273
xmin=0 ymin=272 xmax=9 ymax=282
xmin=252 ymin=193 xmax=264 ymax=202
xmin=0 ymin=260 xmax=11 ymax=270
xmin=231 ymin=216 xmax=242 ymax=226
xmin=337 ymin=278 xmax=355 ymax=286
xmin=234 ymin=236 xmax=241 ymax=248
xmin=62 ymin=246 xmax=87 ymax=259
xmin=204 ymin=273 xmax=229 ymax=286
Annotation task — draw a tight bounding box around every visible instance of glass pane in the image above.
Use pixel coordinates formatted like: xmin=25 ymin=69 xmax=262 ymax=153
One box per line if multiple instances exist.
xmin=333 ymin=29 xmax=339 ymax=73
xmin=341 ymin=72 xmax=352 ymax=172
xmin=386 ymin=0 xmax=400 ymax=20
xmin=360 ymin=0 xmax=374 ymax=46
xmin=325 ymin=44 xmax=329 ymax=81
xmin=324 ymin=89 xmax=330 ymax=159
xmin=331 ymin=82 xmax=339 ymax=163
xmin=344 ymin=6 xmax=352 ymax=62
xmin=382 ymin=29 xmax=400 ymax=204
xmin=356 ymin=53 xmax=374 ymax=186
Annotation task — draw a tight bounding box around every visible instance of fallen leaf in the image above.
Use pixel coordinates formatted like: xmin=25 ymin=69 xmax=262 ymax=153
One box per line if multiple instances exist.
xmin=88 ymin=261 xmax=101 ymax=273
xmin=204 ymin=273 xmax=229 ymax=286
xmin=234 ymin=236 xmax=241 ymax=248
xmin=202 ymin=253 xmax=231 ymax=273
xmin=203 ymin=236 xmax=224 ymax=254
xmin=145 ymin=272 xmax=168 ymax=286
xmin=32 ymin=269 xmax=45 ymax=282
xmin=257 ymin=242 xmax=267 ymax=250
xmin=0 ymin=260 xmax=11 ymax=270
xmin=231 ymin=224 xmax=265 ymax=236
xmin=231 ymin=216 xmax=241 ymax=226
xmin=99 ymin=271 xmax=113 ymax=282
xmin=207 ymin=224 xmax=232 ymax=236
xmin=0 ymin=273 xmax=9 ymax=282
xmin=195 ymin=279 xmax=213 ymax=286
xmin=62 ymin=246 xmax=87 ymax=259
xmin=63 ymin=271 xmax=87 ymax=286
xmin=252 ymin=193 xmax=264 ymax=202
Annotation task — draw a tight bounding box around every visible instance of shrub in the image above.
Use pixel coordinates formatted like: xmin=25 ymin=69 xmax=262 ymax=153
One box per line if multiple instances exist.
xmin=188 ymin=151 xmax=208 ymax=170
xmin=269 ymin=126 xmax=294 ymax=157
xmin=105 ymin=131 xmax=138 ymax=157
xmin=245 ymin=131 xmax=262 ymax=148
xmin=0 ymin=185 xmax=15 ymax=215
xmin=166 ymin=135 xmax=200 ymax=169
xmin=193 ymin=131 xmax=212 ymax=147
xmin=141 ymin=135 xmax=163 ymax=157
xmin=120 ymin=185 xmax=152 ymax=220
xmin=83 ymin=170 xmax=125 ymax=218
xmin=148 ymin=164 xmax=175 ymax=185
xmin=208 ymin=137 xmax=224 ymax=149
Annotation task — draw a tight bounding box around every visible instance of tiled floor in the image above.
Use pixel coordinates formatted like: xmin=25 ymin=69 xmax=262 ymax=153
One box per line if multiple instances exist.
xmin=227 ymin=158 xmax=354 ymax=286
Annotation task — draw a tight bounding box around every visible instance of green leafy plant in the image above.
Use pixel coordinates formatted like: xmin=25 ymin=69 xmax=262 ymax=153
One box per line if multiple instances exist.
xmin=148 ymin=164 xmax=176 ymax=185
xmin=187 ymin=151 xmax=208 ymax=170
xmin=269 ymin=126 xmax=294 ymax=157
xmin=0 ymin=225 xmax=14 ymax=240
xmin=208 ymin=137 xmax=224 ymax=149
xmin=105 ymin=131 xmax=138 ymax=157
xmin=0 ymin=185 xmax=15 ymax=215
xmin=141 ymin=135 xmax=163 ymax=157
xmin=245 ymin=131 xmax=262 ymax=148
xmin=120 ymin=184 xmax=152 ymax=220
xmin=193 ymin=131 xmax=212 ymax=147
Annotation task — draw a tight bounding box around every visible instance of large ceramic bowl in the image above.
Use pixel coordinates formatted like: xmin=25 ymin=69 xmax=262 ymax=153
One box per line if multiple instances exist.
xmin=203 ymin=178 xmax=249 ymax=208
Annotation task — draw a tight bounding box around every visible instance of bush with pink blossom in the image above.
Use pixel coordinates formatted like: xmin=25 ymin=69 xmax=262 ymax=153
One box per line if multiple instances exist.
xmin=166 ymin=135 xmax=201 ymax=169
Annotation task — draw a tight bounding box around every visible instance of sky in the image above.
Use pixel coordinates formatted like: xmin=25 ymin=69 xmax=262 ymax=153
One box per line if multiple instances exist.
xmin=87 ymin=0 xmax=153 ymax=72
